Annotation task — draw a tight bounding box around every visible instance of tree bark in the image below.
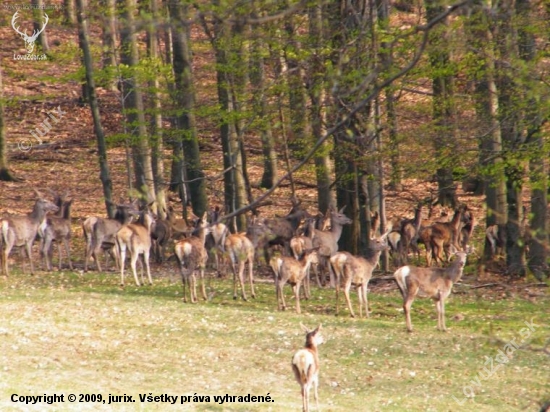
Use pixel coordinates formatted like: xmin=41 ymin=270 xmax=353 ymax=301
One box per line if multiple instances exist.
xmin=76 ymin=0 xmax=114 ymax=217
xmin=119 ymin=0 xmax=156 ymax=206
xmin=169 ymin=1 xmax=207 ymax=217
xmin=425 ymin=0 xmax=458 ymax=208
xmin=0 ymin=62 xmax=15 ymax=182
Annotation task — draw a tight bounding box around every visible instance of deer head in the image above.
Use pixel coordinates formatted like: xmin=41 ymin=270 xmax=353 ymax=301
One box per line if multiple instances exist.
xmin=11 ymin=11 xmax=49 ymax=54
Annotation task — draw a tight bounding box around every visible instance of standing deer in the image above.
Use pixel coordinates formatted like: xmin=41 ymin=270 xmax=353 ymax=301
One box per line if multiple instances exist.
xmin=312 ymin=207 xmax=352 ymax=287
xmin=174 ymin=213 xmax=210 ymax=303
xmin=290 ymin=217 xmax=318 ymax=294
xmin=292 ymin=324 xmax=324 ymax=412
xmin=398 ymin=204 xmax=423 ymax=265
xmin=83 ymin=202 xmax=138 ymax=272
xmin=429 ymin=207 xmax=464 ymax=265
xmin=1 ymin=190 xmax=59 ymax=276
xmin=225 ymin=232 xmax=255 ymax=301
xmin=394 ymin=251 xmax=468 ymax=332
xmin=40 ymin=191 xmax=73 ymax=271
xmin=207 ymin=206 xmax=228 ymax=276
xmin=270 ymin=248 xmax=319 ymax=314
xmin=330 ymin=230 xmax=390 ymax=318
xmin=116 ymin=209 xmax=155 ymax=287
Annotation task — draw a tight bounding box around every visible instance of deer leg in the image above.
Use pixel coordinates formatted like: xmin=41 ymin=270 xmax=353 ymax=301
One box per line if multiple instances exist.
xmin=247 ymin=259 xmax=255 ymax=299
xmin=294 ymin=282 xmax=301 ymax=314
xmin=199 ymin=264 xmax=207 ymax=300
xmin=238 ymin=260 xmax=247 ymax=301
xmin=144 ymin=251 xmax=153 ymax=285
xmin=179 ymin=263 xmax=188 ymax=303
xmin=190 ymin=270 xmax=198 ymax=303
xmin=25 ymin=240 xmax=34 ymax=275
xmin=231 ymin=259 xmax=239 ymax=300
xmin=119 ymin=245 xmax=126 ymax=286
xmin=364 ymin=282 xmax=370 ymax=318
xmin=130 ymin=251 xmax=141 ymax=287
xmin=301 ymin=385 xmax=307 ymax=412
xmin=404 ymin=293 xmax=416 ymax=333
xmin=344 ymin=281 xmax=355 ymax=318
xmin=64 ymin=238 xmax=73 ymax=270
xmin=279 ymin=280 xmax=287 ymax=311
xmin=313 ymin=375 xmax=319 ymax=412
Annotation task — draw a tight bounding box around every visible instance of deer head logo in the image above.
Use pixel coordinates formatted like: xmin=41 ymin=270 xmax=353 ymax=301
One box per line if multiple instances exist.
xmin=11 ymin=11 xmax=49 ymax=54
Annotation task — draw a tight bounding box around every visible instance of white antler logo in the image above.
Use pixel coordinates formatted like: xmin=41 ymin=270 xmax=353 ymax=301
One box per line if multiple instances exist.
xmin=11 ymin=11 xmax=49 ymax=54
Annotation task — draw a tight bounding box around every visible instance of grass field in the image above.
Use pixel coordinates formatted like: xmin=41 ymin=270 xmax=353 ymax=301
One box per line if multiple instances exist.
xmin=0 ymin=267 xmax=548 ymax=412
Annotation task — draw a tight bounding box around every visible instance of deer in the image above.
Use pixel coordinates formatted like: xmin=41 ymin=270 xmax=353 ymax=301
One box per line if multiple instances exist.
xmin=39 ymin=191 xmax=73 ymax=271
xmin=270 ymin=247 xmax=319 ymax=314
xmin=150 ymin=215 xmax=173 ymax=264
xmin=394 ymin=251 xmax=468 ymax=332
xmin=224 ymin=232 xmax=255 ymax=301
xmin=167 ymin=204 xmax=198 ymax=239
xmin=290 ymin=217 xmax=318 ymax=294
xmin=11 ymin=11 xmax=49 ymax=54
xmin=485 ymin=224 xmax=504 ymax=258
xmin=174 ymin=213 xmax=210 ymax=303
xmin=311 ymin=206 xmax=352 ymax=287
xmin=398 ymin=204 xmax=423 ymax=265
xmin=459 ymin=205 xmax=476 ymax=251
xmin=259 ymin=199 xmax=310 ymax=264
xmin=116 ymin=208 xmax=155 ymax=287
xmin=207 ymin=206 xmax=228 ymax=277
xmin=330 ymin=230 xmax=390 ymax=318
xmin=1 ymin=190 xmax=59 ymax=277
xmin=83 ymin=202 xmax=138 ymax=272
xmin=429 ymin=207 xmax=464 ymax=265
xmin=292 ymin=324 xmax=324 ymax=412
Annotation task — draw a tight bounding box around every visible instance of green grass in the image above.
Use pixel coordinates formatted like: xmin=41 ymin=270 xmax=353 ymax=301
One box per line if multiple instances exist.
xmin=0 ymin=268 xmax=548 ymax=411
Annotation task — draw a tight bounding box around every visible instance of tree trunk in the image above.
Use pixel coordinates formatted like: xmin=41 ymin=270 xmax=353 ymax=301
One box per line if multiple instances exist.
xmin=64 ymin=0 xmax=77 ymax=25
xmin=465 ymin=4 xmax=507 ymax=261
xmin=148 ymin=0 xmax=167 ymax=219
xmin=495 ymin=0 xmax=526 ymax=276
xmin=0 ymin=62 xmax=15 ymax=182
xmin=76 ymin=0 xmax=114 ymax=217
xmin=249 ymin=10 xmax=278 ymax=190
xmin=425 ymin=0 xmax=457 ymax=208
xmin=32 ymin=0 xmax=49 ymax=53
xmin=101 ymin=0 xmax=118 ymax=85
xmin=169 ymin=1 xmax=207 ymax=217
xmin=119 ymin=0 xmax=156 ymax=206
xmin=308 ymin=3 xmax=334 ymax=214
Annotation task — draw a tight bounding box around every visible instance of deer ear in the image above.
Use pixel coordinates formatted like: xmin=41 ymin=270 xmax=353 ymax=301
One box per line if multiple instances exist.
xmin=300 ymin=323 xmax=310 ymax=333
xmin=315 ymin=324 xmax=322 ymax=332
xmin=338 ymin=205 xmax=346 ymax=213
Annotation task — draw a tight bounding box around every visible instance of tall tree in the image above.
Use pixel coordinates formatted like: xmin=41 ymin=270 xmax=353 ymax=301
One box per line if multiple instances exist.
xmin=307 ymin=2 xmax=334 ymax=213
xmin=169 ymin=1 xmax=207 ymax=217
xmin=425 ymin=0 xmax=458 ymax=208
xmin=76 ymin=0 xmax=114 ymax=216
xmin=250 ymin=3 xmax=278 ymax=189
xmin=464 ymin=3 xmax=507 ymax=260
xmin=0 ymin=62 xmax=15 ymax=182
xmin=32 ymin=0 xmax=49 ymax=53
xmin=119 ymin=0 xmax=156 ymax=205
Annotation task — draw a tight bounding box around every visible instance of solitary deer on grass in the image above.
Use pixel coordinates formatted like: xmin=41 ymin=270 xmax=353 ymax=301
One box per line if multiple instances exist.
xmin=174 ymin=213 xmax=210 ymax=303
xmin=312 ymin=207 xmax=352 ymax=287
xmin=116 ymin=208 xmax=155 ymax=287
xmin=270 ymin=248 xmax=318 ymax=314
xmin=1 ymin=190 xmax=59 ymax=276
xmin=38 ymin=190 xmax=73 ymax=271
xmin=394 ymin=251 xmax=468 ymax=332
xmin=330 ymin=230 xmax=390 ymax=318
xmin=292 ymin=324 xmax=324 ymax=412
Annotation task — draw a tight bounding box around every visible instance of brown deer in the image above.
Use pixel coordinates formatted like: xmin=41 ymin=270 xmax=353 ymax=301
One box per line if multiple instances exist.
xmin=116 ymin=209 xmax=155 ymax=287
xmin=312 ymin=207 xmax=352 ymax=287
xmin=224 ymin=231 xmax=255 ymax=301
xmin=83 ymin=202 xmax=138 ymax=272
xmin=290 ymin=217 xmax=319 ymax=294
xmin=270 ymin=248 xmax=319 ymax=314
xmin=330 ymin=230 xmax=390 ymax=318
xmin=292 ymin=324 xmax=324 ymax=412
xmin=398 ymin=204 xmax=423 ymax=265
xmin=259 ymin=200 xmax=310 ymax=264
xmin=174 ymin=213 xmax=210 ymax=303
xmin=459 ymin=205 xmax=476 ymax=251
xmin=150 ymin=214 xmax=173 ymax=264
xmin=207 ymin=206 xmax=228 ymax=277
xmin=167 ymin=204 xmax=198 ymax=239
xmin=1 ymin=190 xmax=59 ymax=276
xmin=40 ymin=191 xmax=73 ymax=271
xmin=394 ymin=251 xmax=468 ymax=332
xmin=429 ymin=207 xmax=464 ymax=265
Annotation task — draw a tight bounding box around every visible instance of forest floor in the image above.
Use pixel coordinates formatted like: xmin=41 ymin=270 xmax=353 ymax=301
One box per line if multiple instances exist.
xmin=0 ymin=6 xmax=548 ymax=412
